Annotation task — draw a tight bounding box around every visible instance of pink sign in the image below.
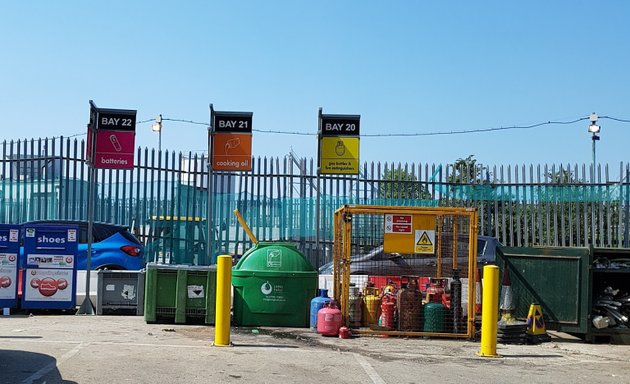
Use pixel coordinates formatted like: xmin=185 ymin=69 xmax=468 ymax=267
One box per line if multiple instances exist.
xmin=94 ymin=130 xmax=135 ymax=169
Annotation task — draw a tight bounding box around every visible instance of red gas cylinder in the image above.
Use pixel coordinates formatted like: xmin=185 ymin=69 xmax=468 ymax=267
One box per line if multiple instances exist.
xmin=425 ymin=278 xmax=448 ymax=303
xmin=317 ymin=302 xmax=342 ymax=336
xmin=381 ymin=294 xmax=396 ymax=329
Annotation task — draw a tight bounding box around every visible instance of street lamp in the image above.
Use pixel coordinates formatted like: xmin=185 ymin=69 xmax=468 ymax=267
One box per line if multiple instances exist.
xmin=588 ymin=113 xmax=601 ymax=247
xmin=152 ymin=114 xmax=163 ymax=151
xmin=588 ymin=112 xmax=601 ymax=173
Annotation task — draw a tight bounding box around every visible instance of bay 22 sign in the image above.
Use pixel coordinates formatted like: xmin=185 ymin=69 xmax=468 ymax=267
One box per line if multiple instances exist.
xmin=87 ymin=101 xmax=137 ymax=170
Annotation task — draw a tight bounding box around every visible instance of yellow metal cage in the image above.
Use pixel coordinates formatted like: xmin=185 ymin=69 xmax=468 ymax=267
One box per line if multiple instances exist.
xmin=332 ymin=205 xmax=478 ymax=339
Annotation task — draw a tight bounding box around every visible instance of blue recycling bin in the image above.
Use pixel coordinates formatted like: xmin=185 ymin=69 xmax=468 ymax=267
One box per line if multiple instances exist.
xmin=0 ymin=224 xmax=21 ymax=309
xmin=21 ymin=224 xmax=79 ymax=310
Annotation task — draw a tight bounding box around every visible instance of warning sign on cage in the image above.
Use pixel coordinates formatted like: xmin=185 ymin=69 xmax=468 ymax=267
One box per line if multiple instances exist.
xmin=384 ymin=214 xmax=413 ymax=234
xmin=384 ymin=213 xmax=436 ymax=254
xmin=414 ymin=230 xmax=435 ymax=254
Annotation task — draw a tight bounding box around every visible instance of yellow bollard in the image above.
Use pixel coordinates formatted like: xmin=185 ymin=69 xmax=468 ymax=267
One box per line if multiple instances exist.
xmin=214 ymin=255 xmax=232 ymax=347
xmin=478 ymin=265 xmax=500 ymax=357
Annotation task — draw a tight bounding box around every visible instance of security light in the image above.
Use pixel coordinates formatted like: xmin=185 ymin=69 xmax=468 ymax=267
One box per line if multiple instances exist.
xmin=588 ymin=123 xmax=601 ymax=134
xmin=152 ymin=114 xmax=163 ymax=132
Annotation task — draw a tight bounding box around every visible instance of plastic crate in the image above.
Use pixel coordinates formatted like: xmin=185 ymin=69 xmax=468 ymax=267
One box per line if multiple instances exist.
xmin=96 ymin=270 xmax=145 ymax=316
xmin=144 ymin=264 xmax=216 ymax=324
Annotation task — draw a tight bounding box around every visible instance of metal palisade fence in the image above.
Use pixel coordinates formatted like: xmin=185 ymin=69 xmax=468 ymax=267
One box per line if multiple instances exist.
xmin=1 ymin=137 xmax=629 ymax=267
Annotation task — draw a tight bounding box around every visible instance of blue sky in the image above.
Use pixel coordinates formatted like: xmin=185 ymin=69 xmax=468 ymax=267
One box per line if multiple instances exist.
xmin=2 ymin=1 xmax=629 ymax=168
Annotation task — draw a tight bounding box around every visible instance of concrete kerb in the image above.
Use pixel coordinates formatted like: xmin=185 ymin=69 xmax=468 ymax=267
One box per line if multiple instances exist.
xmin=230 ymin=325 xmax=630 ymax=363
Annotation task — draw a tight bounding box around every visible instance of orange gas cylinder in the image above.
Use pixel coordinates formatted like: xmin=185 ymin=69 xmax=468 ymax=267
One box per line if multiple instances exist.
xmin=317 ymin=301 xmax=342 ymax=336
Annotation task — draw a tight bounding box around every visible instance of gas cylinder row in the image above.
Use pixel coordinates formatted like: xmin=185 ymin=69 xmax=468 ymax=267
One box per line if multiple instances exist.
xmin=372 ymin=278 xmax=426 ymax=331
xmin=360 ymin=271 xmax=464 ymax=333
xmin=378 ymin=270 xmax=465 ymax=333
xmin=310 ymin=271 xmax=464 ymax=335
xmin=309 ymin=281 xmax=423 ymax=332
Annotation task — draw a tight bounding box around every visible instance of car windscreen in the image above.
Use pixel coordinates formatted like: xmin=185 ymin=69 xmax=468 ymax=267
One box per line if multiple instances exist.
xmin=92 ymin=223 xmax=140 ymax=244
xmin=477 ymin=239 xmax=487 ymax=256
xmin=118 ymin=229 xmax=142 ymax=245
xmin=90 ymin=224 xmax=118 ymax=242
xmin=351 ymin=246 xmax=385 ymax=262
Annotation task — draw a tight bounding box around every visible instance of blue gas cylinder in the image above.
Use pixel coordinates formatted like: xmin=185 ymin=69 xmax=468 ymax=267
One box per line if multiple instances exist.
xmin=310 ymin=289 xmax=331 ymax=329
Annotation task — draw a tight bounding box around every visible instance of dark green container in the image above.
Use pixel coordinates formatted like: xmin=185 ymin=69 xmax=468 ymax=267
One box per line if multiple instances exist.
xmin=144 ymin=263 xmax=217 ymax=324
xmin=496 ymin=246 xmax=590 ymax=334
xmin=232 ymin=242 xmax=318 ymax=327
xmin=496 ymin=246 xmax=630 ymax=344
xmin=423 ymin=303 xmax=445 ymax=332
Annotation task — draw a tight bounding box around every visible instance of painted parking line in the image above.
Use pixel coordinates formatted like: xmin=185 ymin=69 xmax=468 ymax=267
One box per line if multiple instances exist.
xmin=14 ymin=337 xmax=386 ymax=384
xmin=354 ymin=353 xmax=386 ymax=384
xmin=21 ymin=342 xmax=85 ymax=384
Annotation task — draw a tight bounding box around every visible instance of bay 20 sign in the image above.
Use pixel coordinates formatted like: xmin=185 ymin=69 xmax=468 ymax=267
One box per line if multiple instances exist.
xmin=318 ymin=112 xmax=360 ymax=175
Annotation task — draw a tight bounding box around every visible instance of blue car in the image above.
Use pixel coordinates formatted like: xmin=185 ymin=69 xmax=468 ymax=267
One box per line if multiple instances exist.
xmin=20 ymin=220 xmax=144 ymax=270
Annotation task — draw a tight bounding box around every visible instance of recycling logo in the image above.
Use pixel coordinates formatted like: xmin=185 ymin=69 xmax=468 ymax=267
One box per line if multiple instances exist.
xmin=261 ymin=281 xmax=273 ymax=295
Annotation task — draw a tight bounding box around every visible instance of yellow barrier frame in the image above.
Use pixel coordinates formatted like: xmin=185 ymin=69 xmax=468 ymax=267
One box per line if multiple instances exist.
xmin=332 ymin=205 xmax=478 ymax=339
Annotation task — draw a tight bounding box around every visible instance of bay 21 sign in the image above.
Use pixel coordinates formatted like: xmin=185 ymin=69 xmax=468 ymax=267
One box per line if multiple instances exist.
xmin=87 ymin=101 xmax=137 ymax=170
xmin=211 ymin=109 xmax=253 ymax=171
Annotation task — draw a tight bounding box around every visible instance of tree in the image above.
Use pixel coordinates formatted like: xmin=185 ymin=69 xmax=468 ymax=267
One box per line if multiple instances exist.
xmin=379 ymin=167 xmax=431 ymax=200
xmin=547 ymin=167 xmax=579 ymax=184
xmin=448 ymin=155 xmax=487 ymax=184
xmin=443 ymin=155 xmax=495 ymax=202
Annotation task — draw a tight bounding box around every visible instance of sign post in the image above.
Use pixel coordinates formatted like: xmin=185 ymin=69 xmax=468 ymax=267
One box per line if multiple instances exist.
xmin=79 ymin=101 xmax=137 ymax=314
xmin=316 ymin=109 xmax=360 ymax=266
xmin=208 ymin=106 xmax=253 ymax=263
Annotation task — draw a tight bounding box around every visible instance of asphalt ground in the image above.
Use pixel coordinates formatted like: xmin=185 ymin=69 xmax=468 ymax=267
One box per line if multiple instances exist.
xmin=1 ymin=313 xmax=630 ymax=384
